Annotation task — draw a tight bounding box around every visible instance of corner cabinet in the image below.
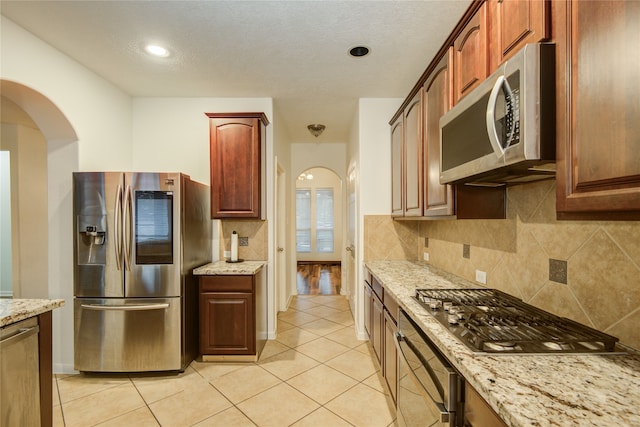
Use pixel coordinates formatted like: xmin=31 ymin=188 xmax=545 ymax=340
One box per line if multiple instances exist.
xmin=555 ymin=0 xmax=640 ymax=219
xmin=198 ymin=270 xmax=267 ymax=360
xmin=206 ymin=113 xmax=269 ymax=219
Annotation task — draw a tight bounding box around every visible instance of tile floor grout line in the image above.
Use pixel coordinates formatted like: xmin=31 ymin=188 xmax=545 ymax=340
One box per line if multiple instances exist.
xmin=54 ymin=295 xmax=394 ymax=427
xmin=129 ymin=373 xmax=162 ymax=426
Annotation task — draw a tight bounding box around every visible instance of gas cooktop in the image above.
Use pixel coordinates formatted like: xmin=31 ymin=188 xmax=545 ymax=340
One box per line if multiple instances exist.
xmin=414 ymin=288 xmax=622 ymax=354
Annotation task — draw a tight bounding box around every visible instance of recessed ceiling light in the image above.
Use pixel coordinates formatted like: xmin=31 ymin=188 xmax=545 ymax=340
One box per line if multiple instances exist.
xmin=349 ymin=46 xmax=370 ymax=57
xmin=144 ymin=44 xmax=170 ymax=57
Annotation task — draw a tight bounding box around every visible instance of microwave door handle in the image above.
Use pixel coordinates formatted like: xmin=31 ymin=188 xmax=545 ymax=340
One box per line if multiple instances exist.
xmin=394 ymin=332 xmax=450 ymax=423
xmin=486 ymin=75 xmax=508 ymax=158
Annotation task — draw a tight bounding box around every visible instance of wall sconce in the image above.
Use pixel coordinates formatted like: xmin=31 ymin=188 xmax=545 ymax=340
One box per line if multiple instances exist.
xmin=307 ymin=124 xmax=325 ymax=137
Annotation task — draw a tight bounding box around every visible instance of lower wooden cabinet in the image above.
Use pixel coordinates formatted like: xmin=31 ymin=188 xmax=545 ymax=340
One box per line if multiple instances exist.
xmin=371 ymin=291 xmax=384 ymax=365
xmin=383 ymin=307 xmax=398 ymax=405
xmin=465 ymin=382 xmax=508 ymax=427
xmin=364 ymin=269 xmax=399 ymax=407
xmin=363 ymin=281 xmax=372 ymax=338
xmin=198 ymin=271 xmax=266 ymax=359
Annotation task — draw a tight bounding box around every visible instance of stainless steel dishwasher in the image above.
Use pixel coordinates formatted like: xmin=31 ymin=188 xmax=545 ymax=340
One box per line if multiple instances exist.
xmin=395 ymin=309 xmax=464 ymax=427
xmin=1 ymin=317 xmax=41 ymax=426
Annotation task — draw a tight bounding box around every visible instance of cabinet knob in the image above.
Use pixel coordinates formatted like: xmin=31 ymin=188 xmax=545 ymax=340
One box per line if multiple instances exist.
xmin=277 ymin=247 xmax=284 ymax=252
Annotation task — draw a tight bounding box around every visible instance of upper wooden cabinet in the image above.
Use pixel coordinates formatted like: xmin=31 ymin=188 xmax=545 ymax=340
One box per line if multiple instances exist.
xmin=453 ymin=2 xmax=488 ymax=104
xmin=488 ymin=0 xmax=550 ymax=70
xmin=390 ymin=92 xmax=424 ymax=217
xmin=206 ymin=113 xmax=268 ymax=219
xmin=423 ymin=49 xmax=455 ymax=217
xmin=403 ymin=93 xmax=424 ymax=217
xmin=555 ymin=0 xmax=640 ymax=219
xmin=390 ymin=116 xmax=404 ymax=217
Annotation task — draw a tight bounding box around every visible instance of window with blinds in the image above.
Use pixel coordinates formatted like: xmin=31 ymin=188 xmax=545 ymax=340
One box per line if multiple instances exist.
xmin=296 ymin=188 xmax=334 ymax=253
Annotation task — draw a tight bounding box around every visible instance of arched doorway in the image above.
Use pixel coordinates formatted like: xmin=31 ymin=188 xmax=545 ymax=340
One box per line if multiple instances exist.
xmin=294 ymin=167 xmax=343 ymax=295
xmin=1 ymin=80 xmax=77 ymax=299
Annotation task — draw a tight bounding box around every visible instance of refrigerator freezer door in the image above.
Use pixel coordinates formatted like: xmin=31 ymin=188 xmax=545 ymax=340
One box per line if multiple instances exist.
xmin=124 ymin=172 xmax=182 ymax=298
xmin=74 ymin=298 xmax=182 ymax=372
xmin=73 ymin=172 xmax=125 ymax=298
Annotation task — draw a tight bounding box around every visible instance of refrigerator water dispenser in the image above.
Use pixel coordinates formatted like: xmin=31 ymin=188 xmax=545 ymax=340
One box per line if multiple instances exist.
xmin=77 ymin=215 xmax=106 ymax=265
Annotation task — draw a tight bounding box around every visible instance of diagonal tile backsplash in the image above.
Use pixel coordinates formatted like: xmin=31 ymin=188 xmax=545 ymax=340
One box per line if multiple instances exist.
xmin=364 ymin=180 xmax=640 ymax=351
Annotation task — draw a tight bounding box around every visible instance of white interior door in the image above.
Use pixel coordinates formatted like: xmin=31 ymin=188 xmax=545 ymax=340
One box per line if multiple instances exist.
xmin=346 ymin=165 xmax=356 ymax=298
xmin=276 ymin=162 xmax=288 ymax=312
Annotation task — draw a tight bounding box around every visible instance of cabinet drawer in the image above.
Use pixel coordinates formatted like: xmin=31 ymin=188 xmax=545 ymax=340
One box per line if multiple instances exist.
xmin=199 ymin=275 xmax=253 ymax=292
xmin=371 ymin=275 xmax=384 ymax=301
xmin=384 ymin=292 xmax=399 ymax=324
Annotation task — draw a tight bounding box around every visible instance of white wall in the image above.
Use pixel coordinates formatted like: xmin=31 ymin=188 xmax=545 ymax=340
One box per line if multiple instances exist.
xmin=291 ymin=142 xmax=347 ymax=180
xmin=352 ymin=98 xmax=402 ymax=338
xmin=132 ymin=98 xmax=273 ymax=184
xmin=0 ymin=152 xmax=12 ymax=297
xmin=359 ymin=99 xmax=401 ymax=214
xmin=1 ymin=16 xmax=134 ymax=372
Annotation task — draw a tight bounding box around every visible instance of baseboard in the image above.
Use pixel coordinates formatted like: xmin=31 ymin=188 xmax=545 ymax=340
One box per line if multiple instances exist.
xmin=53 ymin=363 xmax=78 ymax=375
xmin=296 ymin=261 xmax=341 ymax=265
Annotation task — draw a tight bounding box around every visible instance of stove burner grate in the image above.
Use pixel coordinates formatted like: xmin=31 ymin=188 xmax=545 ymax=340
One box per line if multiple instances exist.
xmin=414 ymin=288 xmax=620 ymax=354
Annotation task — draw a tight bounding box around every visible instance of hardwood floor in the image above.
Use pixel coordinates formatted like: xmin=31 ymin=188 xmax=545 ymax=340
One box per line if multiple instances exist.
xmin=296 ymin=262 xmax=341 ymax=295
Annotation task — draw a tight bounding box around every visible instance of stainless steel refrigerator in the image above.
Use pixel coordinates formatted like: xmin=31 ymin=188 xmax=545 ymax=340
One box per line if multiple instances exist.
xmin=73 ymin=172 xmax=211 ymax=372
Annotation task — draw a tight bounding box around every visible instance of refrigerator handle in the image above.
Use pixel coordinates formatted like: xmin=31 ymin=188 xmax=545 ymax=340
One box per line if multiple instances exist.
xmin=81 ymin=303 xmax=170 ymax=311
xmin=114 ymin=183 xmax=123 ymax=270
xmin=123 ymin=184 xmax=133 ymax=271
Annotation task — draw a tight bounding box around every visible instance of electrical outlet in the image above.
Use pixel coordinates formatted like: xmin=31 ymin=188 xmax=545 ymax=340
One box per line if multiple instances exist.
xmin=423 ymin=252 xmax=429 ymax=261
xmin=475 ymin=270 xmax=487 ymax=284
xmin=224 ymin=250 xmax=230 ymax=258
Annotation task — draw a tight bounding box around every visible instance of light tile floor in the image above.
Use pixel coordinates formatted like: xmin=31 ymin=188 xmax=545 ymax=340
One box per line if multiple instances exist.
xmin=53 ymin=295 xmax=397 ymax=426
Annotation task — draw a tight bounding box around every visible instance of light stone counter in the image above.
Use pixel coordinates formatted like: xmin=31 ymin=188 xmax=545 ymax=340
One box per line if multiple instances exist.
xmin=193 ymin=260 xmax=266 ymax=276
xmin=0 ymin=299 xmax=65 ymax=327
xmin=365 ymin=260 xmax=640 ymax=427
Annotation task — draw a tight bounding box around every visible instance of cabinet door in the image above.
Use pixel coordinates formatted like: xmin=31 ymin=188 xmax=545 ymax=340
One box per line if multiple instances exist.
xmin=556 ymin=0 xmax=640 ymax=219
xmin=488 ymin=0 xmax=550 ymax=70
xmin=390 ymin=117 xmax=404 ymax=216
xmin=208 ymin=115 xmax=265 ymax=219
xmin=454 ymin=3 xmax=488 ymax=104
xmin=383 ymin=309 xmax=398 ymax=406
xmin=423 ymin=49 xmax=455 ymax=217
xmin=199 ymin=292 xmax=255 ymax=355
xmin=364 ymin=282 xmax=372 ymax=338
xmin=404 ymin=93 xmax=423 ymax=216
xmin=465 ymin=382 xmax=508 ymax=427
xmin=371 ymin=293 xmax=383 ymax=365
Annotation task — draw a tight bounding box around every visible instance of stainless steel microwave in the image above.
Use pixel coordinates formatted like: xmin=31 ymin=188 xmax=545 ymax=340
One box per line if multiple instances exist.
xmin=439 ymin=43 xmax=556 ymax=185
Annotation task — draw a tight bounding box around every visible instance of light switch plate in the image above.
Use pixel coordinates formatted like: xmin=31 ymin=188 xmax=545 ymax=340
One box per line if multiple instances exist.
xmin=423 ymin=252 xmax=429 ymax=261
xmin=475 ymin=270 xmax=487 ymax=284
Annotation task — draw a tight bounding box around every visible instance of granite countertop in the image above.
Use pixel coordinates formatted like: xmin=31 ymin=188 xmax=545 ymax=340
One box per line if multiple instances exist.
xmin=0 ymin=299 xmax=65 ymax=327
xmin=193 ymin=260 xmax=266 ymax=276
xmin=365 ymin=260 xmax=640 ymax=427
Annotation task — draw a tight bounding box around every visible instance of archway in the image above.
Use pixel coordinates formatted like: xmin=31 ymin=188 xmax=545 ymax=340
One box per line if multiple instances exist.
xmin=1 ymin=80 xmax=77 ymax=299
xmin=294 ymin=167 xmax=343 ymax=295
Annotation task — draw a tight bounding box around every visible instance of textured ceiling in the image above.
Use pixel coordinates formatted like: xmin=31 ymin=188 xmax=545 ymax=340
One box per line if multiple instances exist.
xmin=1 ymin=0 xmax=471 ymax=143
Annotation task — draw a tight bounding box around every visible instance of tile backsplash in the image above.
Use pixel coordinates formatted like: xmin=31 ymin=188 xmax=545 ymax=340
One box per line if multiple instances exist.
xmin=219 ymin=220 xmax=268 ymax=261
xmin=364 ymin=180 xmax=640 ymax=351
